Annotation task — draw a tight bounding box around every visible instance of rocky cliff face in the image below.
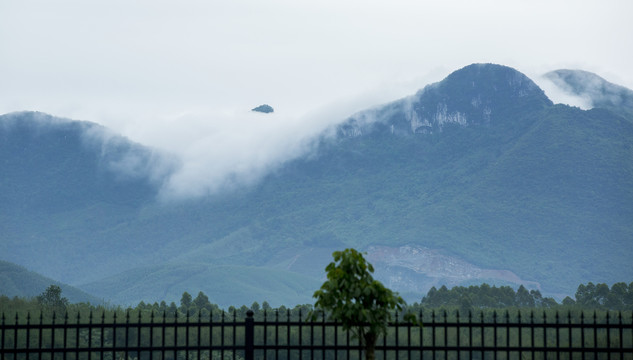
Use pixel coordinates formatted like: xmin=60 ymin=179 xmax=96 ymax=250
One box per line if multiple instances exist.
xmin=365 ymin=245 xmax=541 ymax=299
xmin=340 ymin=63 xmax=552 ymax=137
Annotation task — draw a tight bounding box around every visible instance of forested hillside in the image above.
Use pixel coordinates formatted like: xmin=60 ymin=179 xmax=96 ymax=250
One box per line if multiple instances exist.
xmin=1 ymin=64 xmax=632 ymax=307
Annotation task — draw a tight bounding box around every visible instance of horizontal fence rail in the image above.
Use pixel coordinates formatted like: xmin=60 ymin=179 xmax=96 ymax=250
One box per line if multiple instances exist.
xmin=1 ymin=309 xmax=632 ymax=360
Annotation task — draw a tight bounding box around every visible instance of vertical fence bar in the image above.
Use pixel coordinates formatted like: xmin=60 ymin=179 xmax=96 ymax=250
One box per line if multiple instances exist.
xmin=263 ymin=309 xmax=267 ymax=360
xmin=530 ymin=310 xmax=536 ymax=360
xmin=308 ymin=311 xmax=314 ymax=360
xmin=63 ymin=312 xmax=68 ymax=360
xmin=245 ymin=310 xmax=254 ymax=360
xmin=124 ymin=311 xmax=129 ymax=360
xmin=505 ymin=310 xmax=509 ymax=360
xmin=481 ymin=311 xmax=485 ymax=360
xmin=419 ymin=311 xmax=423 ymax=360
xmin=286 ymin=309 xmax=290 ymax=360
xmin=0 ymin=313 xmax=4 ymax=360
xmin=593 ymin=311 xmax=598 ymax=358
xmin=186 ymin=312 xmax=190 ymax=360
xmin=221 ymin=312 xmax=225 ymax=360
xmin=334 ymin=317 xmax=338 ymax=360
xmin=112 ymin=312 xmax=117 ymax=360
xmin=407 ymin=312 xmax=411 ymax=360
xmin=162 ymin=311 xmax=167 ymax=360
xmin=567 ymin=311 xmax=572 ymax=360
xmin=346 ymin=318 xmax=350 ymax=360
xmin=298 ymin=309 xmax=303 ymax=360
xmin=517 ymin=310 xmax=522 ymax=360
xmin=431 ymin=310 xmax=436 ymax=360
xmin=197 ymin=312 xmax=202 ymax=360
xmin=175 ymin=312 xmax=180 ymax=360
xmin=208 ymin=310 xmax=213 ymax=360
xmin=606 ymin=310 xmax=611 ymax=359
xmin=395 ymin=311 xmax=399 ymax=360
xmin=275 ymin=310 xmax=279 ymax=360
xmin=493 ymin=310 xmax=497 ymax=360
xmin=468 ymin=309 xmax=473 ymax=359
xmin=26 ymin=313 xmax=31 ymax=359
xmin=87 ymin=312 xmax=93 ymax=360
xmin=75 ymin=313 xmax=81 ymax=360
xmin=619 ymin=312 xmax=623 ymax=360
xmin=321 ymin=312 xmax=325 ymax=360
xmin=100 ymin=312 xmax=105 ymax=360
xmin=233 ymin=311 xmax=237 ymax=360
xmin=382 ymin=320 xmax=387 ymax=360
xmin=554 ymin=310 xmax=560 ymax=360
xmin=137 ymin=312 xmax=142 ymax=360
xmin=16 ymin=313 xmax=21 ymax=359
xmin=443 ymin=310 xmax=448 ymax=360
xmin=149 ymin=311 xmax=154 ymax=360
xmin=580 ymin=311 xmax=585 ymax=360
xmin=40 ymin=313 xmax=44 ymax=360
xmin=543 ymin=311 xmax=548 ymax=360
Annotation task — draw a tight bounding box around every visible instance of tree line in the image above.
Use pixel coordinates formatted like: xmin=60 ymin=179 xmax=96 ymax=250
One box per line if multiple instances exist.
xmin=418 ymin=282 xmax=633 ymax=311
xmin=2 ymin=281 xmax=632 ymax=320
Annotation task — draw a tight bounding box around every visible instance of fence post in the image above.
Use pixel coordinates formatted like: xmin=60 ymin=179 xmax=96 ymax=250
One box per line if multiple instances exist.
xmin=245 ymin=310 xmax=254 ymax=360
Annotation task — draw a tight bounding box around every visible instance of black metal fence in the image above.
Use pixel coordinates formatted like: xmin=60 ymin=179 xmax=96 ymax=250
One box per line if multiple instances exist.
xmin=1 ymin=309 xmax=632 ymax=360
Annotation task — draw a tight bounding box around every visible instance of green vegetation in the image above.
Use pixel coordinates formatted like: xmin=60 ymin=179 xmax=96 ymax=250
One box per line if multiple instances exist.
xmin=418 ymin=282 xmax=633 ymax=312
xmin=312 ymin=249 xmax=411 ymax=360
xmin=2 ymin=280 xmax=631 ymax=320
xmin=0 ymin=260 xmax=100 ymax=304
xmin=1 ymin=281 xmax=631 ymax=359
xmin=2 ymin=64 xmax=633 ymax=306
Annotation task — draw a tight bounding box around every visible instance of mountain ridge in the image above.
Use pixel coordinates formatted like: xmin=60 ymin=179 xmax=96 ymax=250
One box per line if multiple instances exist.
xmin=0 ymin=260 xmax=101 ymax=304
xmin=545 ymin=69 xmax=633 ymax=118
xmin=1 ymin=64 xmax=632 ymax=307
xmin=340 ymin=64 xmax=552 ymax=138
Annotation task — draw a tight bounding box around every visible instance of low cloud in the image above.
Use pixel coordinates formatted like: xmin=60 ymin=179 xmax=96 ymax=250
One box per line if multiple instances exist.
xmin=153 ymin=110 xmax=333 ymax=199
xmin=532 ymin=75 xmax=593 ymax=110
xmin=2 ymin=0 xmax=631 ymax=201
xmin=115 ymin=93 xmax=409 ymax=200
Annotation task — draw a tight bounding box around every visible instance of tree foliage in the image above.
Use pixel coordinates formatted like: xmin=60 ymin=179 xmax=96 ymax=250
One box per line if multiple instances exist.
xmin=571 ymin=282 xmax=633 ymax=310
xmin=312 ymin=248 xmax=413 ymax=360
xmin=421 ymin=284 xmax=557 ymax=309
xmin=36 ymin=285 xmax=69 ymax=312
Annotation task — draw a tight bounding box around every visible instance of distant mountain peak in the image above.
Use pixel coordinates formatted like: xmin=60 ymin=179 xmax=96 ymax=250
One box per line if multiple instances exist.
xmin=340 ymin=63 xmax=551 ymax=137
xmin=437 ymin=63 xmax=544 ymax=97
xmin=544 ymin=69 xmax=633 ymax=117
xmin=252 ymin=104 xmax=274 ymax=113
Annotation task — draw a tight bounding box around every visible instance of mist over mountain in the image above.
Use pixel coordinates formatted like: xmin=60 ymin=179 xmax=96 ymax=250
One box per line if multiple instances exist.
xmin=1 ymin=64 xmax=632 ymax=307
xmin=544 ymin=69 xmax=633 ymax=118
xmin=342 ymin=63 xmax=551 ymax=136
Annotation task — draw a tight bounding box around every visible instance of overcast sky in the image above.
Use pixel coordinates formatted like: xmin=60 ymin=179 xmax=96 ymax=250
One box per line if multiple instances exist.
xmin=1 ymin=0 xmax=632 ymax=198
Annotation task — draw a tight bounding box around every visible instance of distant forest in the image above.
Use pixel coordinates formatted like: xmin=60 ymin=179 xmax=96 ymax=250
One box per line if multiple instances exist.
xmin=1 ymin=282 xmax=631 ymax=320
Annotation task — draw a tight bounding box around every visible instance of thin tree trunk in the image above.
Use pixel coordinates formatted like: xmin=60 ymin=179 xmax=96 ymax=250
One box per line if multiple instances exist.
xmin=364 ymin=333 xmax=377 ymax=360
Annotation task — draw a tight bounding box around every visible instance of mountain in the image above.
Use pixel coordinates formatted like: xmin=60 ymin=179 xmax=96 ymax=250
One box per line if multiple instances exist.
xmin=0 ymin=112 xmax=173 ymax=283
xmin=545 ymin=69 xmax=633 ymax=118
xmin=0 ymin=260 xmax=101 ymax=303
xmin=1 ymin=64 xmax=632 ymax=307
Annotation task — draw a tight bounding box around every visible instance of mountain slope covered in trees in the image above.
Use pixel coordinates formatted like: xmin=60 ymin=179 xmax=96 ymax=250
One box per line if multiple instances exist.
xmin=1 ymin=64 xmax=632 ymax=306
xmin=0 ymin=260 xmax=100 ymax=303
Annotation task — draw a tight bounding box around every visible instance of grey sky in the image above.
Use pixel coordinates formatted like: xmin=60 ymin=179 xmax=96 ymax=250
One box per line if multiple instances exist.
xmin=1 ymin=0 xmax=631 ymax=198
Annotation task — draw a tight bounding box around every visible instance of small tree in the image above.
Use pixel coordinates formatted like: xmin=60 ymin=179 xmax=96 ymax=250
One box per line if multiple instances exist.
xmin=179 ymin=291 xmax=192 ymax=313
xmin=312 ymin=248 xmax=414 ymax=360
xmin=37 ymin=285 xmax=69 ymax=313
xmin=193 ymin=291 xmax=210 ymax=310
